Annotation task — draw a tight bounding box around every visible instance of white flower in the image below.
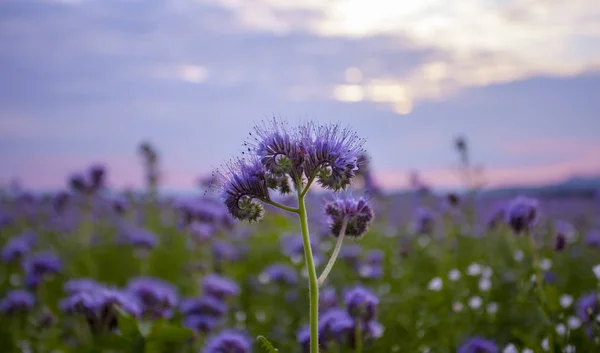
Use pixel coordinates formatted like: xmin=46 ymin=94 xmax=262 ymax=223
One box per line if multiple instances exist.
xmin=530 ymin=274 xmax=537 ymax=282
xmin=502 ymin=344 xmax=518 ymax=353
xmin=593 ymin=264 xmax=600 ymax=280
xmin=564 ymin=344 xmax=576 ymax=353
xmin=448 ymin=269 xmax=461 ymax=281
xmin=513 ymin=250 xmax=524 ymax=262
xmin=556 ymin=323 xmax=566 ymax=336
xmin=468 ymin=296 xmax=482 ymax=309
xmin=560 ymin=294 xmax=573 ymax=308
xmin=479 ymin=278 xmax=492 ymax=292
xmin=467 ymin=263 xmax=482 ymax=276
xmin=540 ymin=258 xmax=552 ymax=271
xmin=541 ymin=337 xmax=549 ymax=351
xmin=568 ymin=316 xmax=582 ymax=329
xmin=428 ymin=277 xmax=443 ymax=291
xmin=522 ymin=349 xmax=534 ymax=353
xmin=418 ymin=235 xmax=430 ymax=248
xmin=487 ymin=302 xmax=498 ymax=314
xmin=452 ymin=302 xmax=464 ymax=312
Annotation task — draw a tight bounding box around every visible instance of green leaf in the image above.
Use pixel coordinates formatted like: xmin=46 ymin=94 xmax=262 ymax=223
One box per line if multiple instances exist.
xmin=257 ymin=335 xmax=279 ymax=353
xmin=115 ymin=307 xmax=141 ymax=338
xmin=146 ymin=321 xmax=194 ymax=343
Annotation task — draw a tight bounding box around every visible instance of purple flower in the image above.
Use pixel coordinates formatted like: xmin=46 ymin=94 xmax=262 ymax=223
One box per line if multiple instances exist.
xmin=0 ymin=290 xmax=36 ymax=314
xmin=183 ymin=315 xmax=218 ymax=333
xmin=218 ymin=157 xmax=271 ymax=222
xmin=324 ymin=196 xmax=375 ymax=238
xmin=69 ymin=173 xmax=88 ymax=193
xmin=64 ymin=278 xmax=104 ymax=295
xmin=319 ymin=288 xmax=338 ymax=312
xmin=118 ymin=224 xmax=158 ymax=249
xmin=88 ymin=164 xmax=106 ymax=191
xmin=504 ymin=196 xmax=540 ymax=234
xmin=180 ymin=296 xmax=228 ymax=317
xmin=212 ymin=241 xmax=241 ymax=263
xmin=486 ymin=206 xmax=506 ymax=230
xmin=319 ymin=308 xmax=354 ymax=344
xmin=458 ymin=336 xmax=498 ymax=353
xmin=412 ymin=207 xmax=436 ymax=234
xmin=339 ymin=245 xmax=362 ymax=268
xmin=2 ymin=232 xmax=36 ymax=263
xmin=297 ymin=326 xmax=310 ymax=353
xmin=202 ymin=329 xmax=251 ymax=353
xmin=260 ymin=264 xmax=298 ymax=286
xmin=301 ymin=122 xmax=366 ymax=191
xmin=577 ymin=293 xmax=599 ymax=323
xmin=126 ymin=277 xmax=178 ymax=318
xmin=23 ymin=251 xmax=62 ymax=277
xmin=585 ymin=230 xmax=600 ymax=248
xmin=343 ymin=286 xmax=379 ymax=322
xmin=60 ymin=287 xmax=141 ymax=333
xmin=202 ymin=274 xmax=240 ymax=299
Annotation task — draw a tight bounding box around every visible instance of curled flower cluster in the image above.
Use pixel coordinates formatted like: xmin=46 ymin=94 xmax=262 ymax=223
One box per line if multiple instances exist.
xmin=324 ymin=196 xmax=374 ymax=239
xmin=218 ymin=119 xmax=366 ymax=222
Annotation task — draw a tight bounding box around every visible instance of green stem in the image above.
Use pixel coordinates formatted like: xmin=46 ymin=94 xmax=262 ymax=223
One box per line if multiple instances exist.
xmin=318 ymin=218 xmax=348 ymax=287
xmin=301 ymin=175 xmax=317 ymax=198
xmin=263 ymin=199 xmax=299 ymax=214
xmin=354 ymin=321 xmax=363 ymax=353
xmin=529 ymin=234 xmax=555 ymax=353
xmin=298 ymin=192 xmax=319 ymax=353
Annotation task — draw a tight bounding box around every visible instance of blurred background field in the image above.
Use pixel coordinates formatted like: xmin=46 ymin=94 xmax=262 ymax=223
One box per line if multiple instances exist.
xmin=1 ymin=1 xmax=600 ymax=353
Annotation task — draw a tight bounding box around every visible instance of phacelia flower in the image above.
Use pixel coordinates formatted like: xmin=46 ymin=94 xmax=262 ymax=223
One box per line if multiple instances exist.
xmin=219 ymin=157 xmax=271 ymax=222
xmin=184 ymin=315 xmax=219 ymax=333
xmin=118 ymin=224 xmax=158 ymax=249
xmin=180 ymin=296 xmax=228 ymax=317
xmin=505 ymin=196 xmax=540 ymax=234
xmin=343 ymin=286 xmax=379 ymax=322
xmin=324 ymin=196 xmax=374 ymax=238
xmin=320 ymin=287 xmax=338 ymax=312
xmin=202 ymin=274 xmax=240 ymax=300
xmin=88 ymin=164 xmax=106 ymax=191
xmin=22 ymin=251 xmax=62 ymax=283
xmin=64 ymin=278 xmax=104 ymax=295
xmin=60 ymin=287 xmax=141 ymax=333
xmin=259 ymin=264 xmax=298 ymax=286
xmin=202 ymin=329 xmax=251 ymax=353
xmin=0 ymin=289 xmax=36 ymax=314
xmin=2 ymin=232 xmax=36 ymax=263
xmin=302 ymin=122 xmax=366 ymax=191
xmin=576 ymin=293 xmax=599 ymax=323
xmin=412 ymin=207 xmax=436 ymax=235
xmin=458 ymin=336 xmax=498 ymax=353
xmin=126 ymin=277 xmax=178 ymax=318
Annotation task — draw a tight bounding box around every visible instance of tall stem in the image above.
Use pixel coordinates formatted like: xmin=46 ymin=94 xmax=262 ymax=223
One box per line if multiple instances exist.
xmin=318 ymin=218 xmax=348 ymax=286
xmin=529 ymin=234 xmax=555 ymax=353
xmin=298 ymin=192 xmax=319 ymax=353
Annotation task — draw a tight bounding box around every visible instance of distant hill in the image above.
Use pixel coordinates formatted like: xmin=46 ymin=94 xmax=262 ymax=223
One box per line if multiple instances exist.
xmin=481 ymin=176 xmax=600 ymax=198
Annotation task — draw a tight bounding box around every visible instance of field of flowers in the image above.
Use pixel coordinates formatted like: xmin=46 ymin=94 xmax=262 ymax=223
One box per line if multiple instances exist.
xmin=1 ymin=121 xmax=600 ymax=353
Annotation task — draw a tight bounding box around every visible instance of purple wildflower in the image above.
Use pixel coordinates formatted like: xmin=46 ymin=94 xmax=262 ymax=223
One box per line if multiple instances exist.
xmin=2 ymin=232 xmax=36 ymax=263
xmin=126 ymin=277 xmax=178 ymax=318
xmin=458 ymin=336 xmax=498 ymax=353
xmin=301 ymin=122 xmax=366 ymax=191
xmin=319 ymin=287 xmax=338 ymax=312
xmin=88 ymin=164 xmax=106 ymax=191
xmin=64 ymin=278 xmax=104 ymax=295
xmin=339 ymin=245 xmax=362 ymax=268
xmin=189 ymin=221 xmax=215 ymax=242
xmin=412 ymin=207 xmax=436 ymax=235
xmin=585 ymin=230 xmax=600 ymax=248
xmin=344 ymin=286 xmax=379 ymax=322
xmin=202 ymin=274 xmax=240 ymax=300
xmin=324 ymin=196 xmax=375 ymax=238
xmin=260 ymin=264 xmax=298 ymax=286
xmin=69 ymin=173 xmax=88 ymax=193
xmin=577 ymin=293 xmax=599 ymax=323
xmin=212 ymin=241 xmax=241 ymax=263
xmin=22 ymin=251 xmax=62 ymax=280
xmin=218 ymin=157 xmax=271 ymax=222
xmin=486 ymin=206 xmax=506 ymax=230
xmin=320 ymin=308 xmax=354 ymax=343
xmin=202 ymin=329 xmax=251 ymax=353
xmin=297 ymin=326 xmax=311 ymax=353
xmin=184 ymin=315 xmax=219 ymax=334
xmin=0 ymin=290 xmax=36 ymax=314
xmin=504 ymin=196 xmax=540 ymax=234
xmin=118 ymin=224 xmax=158 ymax=249
xmin=180 ymin=296 xmax=228 ymax=317
xmin=60 ymin=287 xmax=141 ymax=333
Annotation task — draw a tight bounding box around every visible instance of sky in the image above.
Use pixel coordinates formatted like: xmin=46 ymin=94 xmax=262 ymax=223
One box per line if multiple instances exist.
xmin=0 ymin=0 xmax=599 ymax=192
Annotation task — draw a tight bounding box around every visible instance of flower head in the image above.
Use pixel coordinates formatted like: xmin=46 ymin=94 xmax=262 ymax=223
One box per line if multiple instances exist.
xmin=324 ymin=196 xmax=374 ymax=238
xmin=0 ymin=290 xmax=36 ymax=314
xmin=202 ymin=274 xmax=240 ymax=300
xmin=577 ymin=293 xmax=599 ymax=323
xmin=458 ymin=336 xmax=498 ymax=353
xmin=218 ymin=157 xmax=271 ymax=222
xmin=505 ymin=196 xmax=540 ymax=234
xmin=202 ymin=329 xmax=251 ymax=353
xmin=126 ymin=277 xmax=178 ymax=318
xmin=180 ymin=296 xmax=228 ymax=317
xmin=2 ymin=232 xmax=36 ymax=263
xmin=343 ymin=286 xmax=379 ymax=322
xmin=23 ymin=251 xmax=62 ymax=277
xmin=302 ymin=122 xmax=366 ymax=191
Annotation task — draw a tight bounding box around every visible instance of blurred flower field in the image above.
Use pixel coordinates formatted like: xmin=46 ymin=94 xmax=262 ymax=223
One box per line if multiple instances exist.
xmin=1 ymin=131 xmax=600 ymax=353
